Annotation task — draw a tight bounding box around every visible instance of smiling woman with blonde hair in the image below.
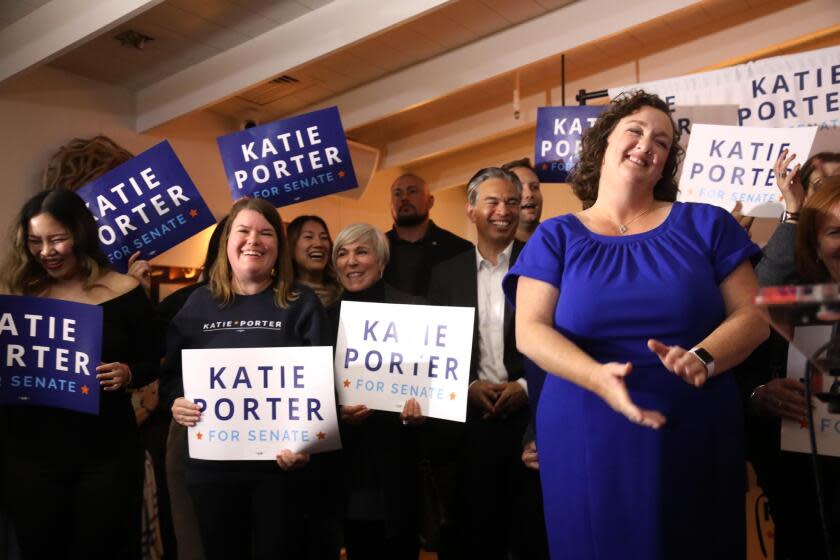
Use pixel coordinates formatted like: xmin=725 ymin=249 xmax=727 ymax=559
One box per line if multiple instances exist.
xmin=164 ymin=197 xmax=328 ymax=559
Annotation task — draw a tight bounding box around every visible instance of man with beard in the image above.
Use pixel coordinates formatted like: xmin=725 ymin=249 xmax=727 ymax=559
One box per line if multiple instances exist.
xmin=501 ymin=158 xmax=543 ymax=243
xmin=384 ymin=173 xmax=473 ymax=296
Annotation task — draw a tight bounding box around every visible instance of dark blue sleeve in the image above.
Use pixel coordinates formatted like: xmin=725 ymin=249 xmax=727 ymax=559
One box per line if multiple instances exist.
xmin=706 ymin=205 xmax=761 ymax=284
xmin=503 ymin=217 xmax=567 ymax=307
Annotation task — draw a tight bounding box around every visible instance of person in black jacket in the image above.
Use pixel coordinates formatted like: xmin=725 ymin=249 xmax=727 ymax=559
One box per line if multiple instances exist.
xmin=166 ymin=197 xmax=328 ymax=559
xmin=384 ymin=173 xmax=473 ymax=296
xmin=1 ymin=189 xmax=160 ymax=559
xmin=330 ymin=222 xmax=425 ymax=560
xmin=427 ymin=167 xmax=546 ymax=560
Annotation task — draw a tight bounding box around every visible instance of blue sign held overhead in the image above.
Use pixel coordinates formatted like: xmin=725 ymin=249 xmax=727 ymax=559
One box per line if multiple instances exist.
xmin=217 ymin=106 xmax=358 ymax=208
xmin=76 ymin=140 xmax=216 ymax=273
xmin=534 ymin=106 xmax=606 ymax=183
xmin=0 ymin=295 xmax=103 ymax=415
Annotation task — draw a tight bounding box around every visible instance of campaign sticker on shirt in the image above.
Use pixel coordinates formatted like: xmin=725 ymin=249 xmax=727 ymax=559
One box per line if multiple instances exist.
xmin=217 ymin=106 xmax=358 ymax=208
xmin=334 ymin=301 xmax=474 ymax=423
xmin=534 ymin=105 xmax=606 ymax=183
xmin=0 ymin=295 xmax=103 ymax=414
xmin=75 ymin=140 xmax=216 ymax=273
xmin=678 ymin=123 xmax=818 ymax=218
xmin=182 ymin=346 xmax=341 ymax=460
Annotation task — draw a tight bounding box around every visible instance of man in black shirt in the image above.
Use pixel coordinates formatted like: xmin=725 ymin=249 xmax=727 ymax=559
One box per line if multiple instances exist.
xmin=384 ymin=173 xmax=473 ymax=296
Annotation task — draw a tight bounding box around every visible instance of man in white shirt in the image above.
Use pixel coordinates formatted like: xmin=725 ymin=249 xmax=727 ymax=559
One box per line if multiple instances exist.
xmin=428 ymin=167 xmax=544 ymax=560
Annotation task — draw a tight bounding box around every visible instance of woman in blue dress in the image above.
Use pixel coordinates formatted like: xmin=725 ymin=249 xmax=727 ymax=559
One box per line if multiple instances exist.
xmin=503 ymin=91 xmax=769 ymax=559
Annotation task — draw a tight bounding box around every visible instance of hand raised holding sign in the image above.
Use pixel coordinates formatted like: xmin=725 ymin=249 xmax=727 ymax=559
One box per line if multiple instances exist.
xmin=774 ymin=148 xmax=804 ymax=212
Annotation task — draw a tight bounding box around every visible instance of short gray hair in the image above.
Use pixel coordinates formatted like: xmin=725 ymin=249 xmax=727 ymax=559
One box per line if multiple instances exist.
xmin=466 ymin=167 xmax=522 ymax=207
xmin=332 ymin=223 xmax=390 ymax=268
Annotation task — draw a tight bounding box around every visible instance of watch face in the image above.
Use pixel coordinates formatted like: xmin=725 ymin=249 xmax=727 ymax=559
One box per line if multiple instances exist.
xmin=693 ymin=347 xmax=714 ymax=364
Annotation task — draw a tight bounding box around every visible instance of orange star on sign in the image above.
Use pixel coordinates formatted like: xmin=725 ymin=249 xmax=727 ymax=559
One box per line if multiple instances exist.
xmin=343 ymin=379 xmax=351 ymax=388
xmin=189 ymin=209 xmax=198 ymax=218
xmin=317 ymin=432 xmax=326 ymax=440
xmin=450 ymin=392 xmax=456 ymax=400
xmin=196 ymin=432 xmax=203 ymax=440
xmin=541 ymin=163 xmax=548 ymax=170
xmin=81 ymin=385 xmax=90 ymax=395
xmin=338 ymin=170 xmax=346 ymax=178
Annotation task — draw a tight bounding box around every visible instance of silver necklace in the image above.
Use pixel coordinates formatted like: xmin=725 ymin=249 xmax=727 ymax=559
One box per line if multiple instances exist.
xmin=607 ymin=204 xmax=656 ymax=234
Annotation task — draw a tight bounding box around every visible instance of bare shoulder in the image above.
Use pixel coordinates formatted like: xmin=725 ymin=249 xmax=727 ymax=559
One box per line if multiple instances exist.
xmin=97 ymin=271 xmax=140 ymax=298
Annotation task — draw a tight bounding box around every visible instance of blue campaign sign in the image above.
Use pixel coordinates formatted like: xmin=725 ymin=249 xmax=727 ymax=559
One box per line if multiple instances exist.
xmin=217 ymin=106 xmax=358 ymax=208
xmin=534 ymin=106 xmax=606 ymax=183
xmin=75 ymin=140 xmax=216 ymax=273
xmin=0 ymin=295 xmax=103 ymax=414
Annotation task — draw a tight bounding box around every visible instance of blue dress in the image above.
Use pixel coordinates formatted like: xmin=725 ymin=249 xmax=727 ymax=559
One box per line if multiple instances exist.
xmin=502 ymin=202 xmax=759 ymax=560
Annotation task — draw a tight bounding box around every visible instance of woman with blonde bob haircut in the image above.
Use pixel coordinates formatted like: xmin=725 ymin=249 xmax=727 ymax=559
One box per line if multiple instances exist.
xmin=329 ymin=223 xmax=425 ymax=560
xmin=164 ymin=196 xmax=328 ymax=559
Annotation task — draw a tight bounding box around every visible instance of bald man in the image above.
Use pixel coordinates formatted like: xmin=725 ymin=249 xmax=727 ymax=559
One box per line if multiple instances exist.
xmin=384 ymin=173 xmax=472 ymax=296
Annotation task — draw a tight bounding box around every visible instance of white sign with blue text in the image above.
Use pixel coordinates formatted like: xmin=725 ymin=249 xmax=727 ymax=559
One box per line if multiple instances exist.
xmin=182 ymin=346 xmax=340 ymax=460
xmin=782 ymin=326 xmax=840 ymax=457
xmin=677 ymin=123 xmax=817 ymax=218
xmin=335 ymin=301 xmax=474 ymax=423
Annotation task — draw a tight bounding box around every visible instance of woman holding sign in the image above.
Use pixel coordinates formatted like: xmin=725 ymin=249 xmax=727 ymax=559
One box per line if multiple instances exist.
xmin=330 ymin=223 xmax=425 ymax=560
xmin=504 ymin=91 xmax=768 ymax=559
xmin=166 ymin=197 xmax=329 ymax=559
xmin=1 ymin=188 xmax=161 ymax=559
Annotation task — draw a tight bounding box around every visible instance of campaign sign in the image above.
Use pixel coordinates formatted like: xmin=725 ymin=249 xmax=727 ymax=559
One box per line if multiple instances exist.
xmin=0 ymin=295 xmax=102 ymax=414
xmin=182 ymin=346 xmax=341 ymax=460
xmin=781 ymin=325 xmax=840 ymax=457
xmin=534 ymin=105 xmax=606 ymax=183
xmin=217 ymin=106 xmax=358 ymax=208
xmin=334 ymin=301 xmax=474 ymax=423
xmin=678 ymin=124 xmax=818 ymax=218
xmin=76 ymin=140 xmax=216 ymax=273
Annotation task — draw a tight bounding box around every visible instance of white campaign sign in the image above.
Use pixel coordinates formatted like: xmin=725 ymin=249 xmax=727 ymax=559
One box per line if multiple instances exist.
xmin=182 ymin=346 xmax=340 ymax=460
xmin=782 ymin=325 xmax=840 ymax=457
xmin=611 ymin=45 xmax=840 ymax=130
xmin=334 ymin=301 xmax=474 ymax=422
xmin=678 ymin=123 xmax=817 ymax=218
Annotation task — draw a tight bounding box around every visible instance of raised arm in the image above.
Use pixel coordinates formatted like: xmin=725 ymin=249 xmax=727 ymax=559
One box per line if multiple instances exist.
xmin=514 ymin=276 xmax=665 ymax=429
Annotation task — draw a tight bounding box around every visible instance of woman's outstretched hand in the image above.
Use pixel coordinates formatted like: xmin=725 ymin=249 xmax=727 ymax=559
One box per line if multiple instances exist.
xmin=591 ymin=361 xmax=666 ymax=429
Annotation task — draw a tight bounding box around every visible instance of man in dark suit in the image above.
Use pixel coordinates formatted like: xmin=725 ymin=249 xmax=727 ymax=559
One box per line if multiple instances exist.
xmin=384 ymin=173 xmax=473 ymax=296
xmin=427 ymin=167 xmax=546 ymax=560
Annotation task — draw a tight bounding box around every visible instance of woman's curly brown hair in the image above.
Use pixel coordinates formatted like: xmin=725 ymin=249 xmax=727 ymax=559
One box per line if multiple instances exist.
xmin=43 ymin=136 xmax=133 ymax=191
xmin=571 ymin=90 xmax=684 ymax=209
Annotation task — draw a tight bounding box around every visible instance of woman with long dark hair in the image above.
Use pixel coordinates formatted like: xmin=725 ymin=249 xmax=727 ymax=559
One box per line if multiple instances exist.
xmin=1 ymin=188 xmax=160 ymax=559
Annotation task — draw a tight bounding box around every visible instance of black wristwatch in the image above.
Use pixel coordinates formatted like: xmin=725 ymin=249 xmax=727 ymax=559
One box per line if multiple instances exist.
xmin=781 ymin=210 xmax=800 ymax=224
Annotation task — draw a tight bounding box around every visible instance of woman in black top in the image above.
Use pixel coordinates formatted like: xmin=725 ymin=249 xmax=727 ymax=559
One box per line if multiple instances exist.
xmin=288 ymin=215 xmax=343 ymax=309
xmin=1 ymin=189 xmax=160 ymax=559
xmin=167 ymin=197 xmax=328 ymax=559
xmin=330 ymin=223 xmax=425 ymax=560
